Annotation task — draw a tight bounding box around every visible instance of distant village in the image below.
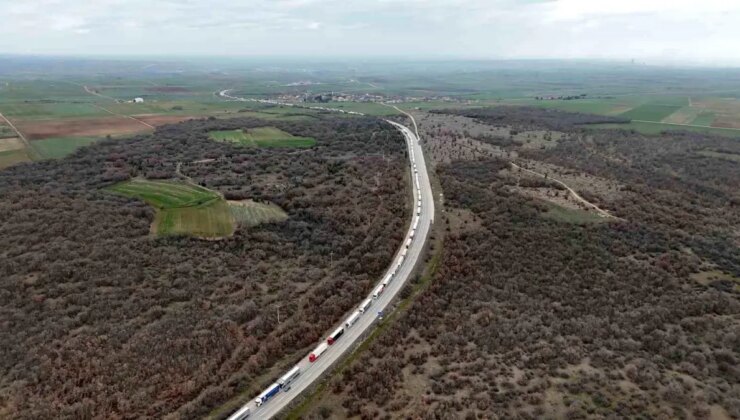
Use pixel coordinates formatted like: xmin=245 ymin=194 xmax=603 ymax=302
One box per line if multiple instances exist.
xmin=274 ymin=91 xmax=469 ymax=105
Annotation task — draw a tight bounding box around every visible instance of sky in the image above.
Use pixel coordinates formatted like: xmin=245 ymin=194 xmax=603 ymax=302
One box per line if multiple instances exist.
xmin=1 ymin=0 xmax=740 ymax=66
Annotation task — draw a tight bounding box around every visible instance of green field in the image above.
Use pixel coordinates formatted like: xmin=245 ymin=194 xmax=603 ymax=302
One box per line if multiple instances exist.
xmin=0 ymin=149 xmax=32 ymax=169
xmin=229 ymin=200 xmax=289 ymax=227
xmin=30 ymin=136 xmax=99 ymax=159
xmin=108 ymin=179 xmax=220 ymax=209
xmin=106 ymin=179 xmax=289 ymax=237
xmin=156 ymin=200 xmax=235 ymax=238
xmin=690 ymin=111 xmax=716 ymax=126
xmin=619 ymin=103 xmax=683 ymax=122
xmin=107 ymin=179 xmax=231 ymax=237
xmin=210 ymin=127 xmax=316 ymax=148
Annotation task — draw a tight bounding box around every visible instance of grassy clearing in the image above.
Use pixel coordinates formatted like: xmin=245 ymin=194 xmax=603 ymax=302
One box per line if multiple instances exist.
xmin=107 ymin=180 xmax=287 ymax=237
xmin=229 ymin=200 xmax=288 ymax=227
xmin=156 ymin=200 xmax=235 ymax=238
xmin=210 ymin=129 xmax=252 ymax=145
xmin=210 ymin=127 xmax=316 ymax=148
xmin=541 ymin=202 xmax=610 ymax=225
xmin=619 ymin=104 xmax=683 ymax=121
xmin=107 ymin=179 xmax=220 ymax=209
xmin=0 ymin=148 xmax=32 ymax=169
xmin=690 ymin=270 xmax=740 ymax=292
xmin=30 ymin=136 xmax=99 ymax=159
xmin=107 ymin=179 xmax=231 ymax=238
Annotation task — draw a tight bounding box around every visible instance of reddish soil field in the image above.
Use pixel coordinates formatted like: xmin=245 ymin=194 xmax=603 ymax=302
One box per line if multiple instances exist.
xmin=711 ymin=117 xmax=740 ymax=129
xmin=134 ymin=115 xmax=198 ymax=126
xmin=16 ymin=116 xmax=150 ymax=140
xmin=15 ymin=115 xmax=198 ymax=140
xmin=145 ymin=86 xmax=190 ymax=93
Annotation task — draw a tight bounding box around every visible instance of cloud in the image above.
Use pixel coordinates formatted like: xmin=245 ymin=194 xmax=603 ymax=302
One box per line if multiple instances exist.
xmin=0 ymin=0 xmax=738 ymax=65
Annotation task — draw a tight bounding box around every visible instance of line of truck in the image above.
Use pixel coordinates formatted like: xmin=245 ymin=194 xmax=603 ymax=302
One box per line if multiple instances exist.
xmin=228 ymin=123 xmax=423 ymax=419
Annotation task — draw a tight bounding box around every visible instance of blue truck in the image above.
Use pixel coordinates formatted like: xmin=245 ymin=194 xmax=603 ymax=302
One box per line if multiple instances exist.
xmin=255 ymin=382 xmax=281 ymax=407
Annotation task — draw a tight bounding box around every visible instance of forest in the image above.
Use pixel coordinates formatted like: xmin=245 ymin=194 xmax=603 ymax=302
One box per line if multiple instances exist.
xmin=304 ymin=108 xmax=739 ymax=419
xmin=0 ymin=115 xmax=409 ymax=418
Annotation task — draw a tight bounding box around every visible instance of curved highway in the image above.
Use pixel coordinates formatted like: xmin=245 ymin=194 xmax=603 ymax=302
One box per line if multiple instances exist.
xmin=220 ymin=91 xmax=434 ymax=419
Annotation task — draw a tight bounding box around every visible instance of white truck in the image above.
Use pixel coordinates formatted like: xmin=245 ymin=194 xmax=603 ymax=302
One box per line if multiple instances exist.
xmin=279 ymin=365 xmax=301 ymax=390
xmin=309 ymin=342 xmax=329 ymax=362
xmin=345 ymin=310 xmax=361 ymax=328
xmin=359 ymin=298 xmax=373 ymax=313
xmin=372 ymin=284 xmax=385 ymax=299
xmin=227 ymin=406 xmax=250 ymax=420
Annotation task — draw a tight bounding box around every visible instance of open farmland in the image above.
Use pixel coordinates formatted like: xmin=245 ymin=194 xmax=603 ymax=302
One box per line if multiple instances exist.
xmin=108 ymin=179 xmax=221 ymax=209
xmin=30 ymin=136 xmax=99 ymax=159
xmin=14 ymin=116 xmax=152 ymax=140
xmin=210 ymin=126 xmax=316 ymax=148
xmin=619 ymin=103 xmax=683 ymax=121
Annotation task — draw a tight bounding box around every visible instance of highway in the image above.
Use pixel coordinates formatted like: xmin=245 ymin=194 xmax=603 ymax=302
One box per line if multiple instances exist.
xmin=221 ymin=93 xmax=434 ymax=419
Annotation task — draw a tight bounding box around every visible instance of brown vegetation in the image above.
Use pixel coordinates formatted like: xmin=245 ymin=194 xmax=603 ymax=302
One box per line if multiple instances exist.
xmin=0 ymin=115 xmax=409 ymax=419
xmin=305 ymin=108 xmax=739 ymax=420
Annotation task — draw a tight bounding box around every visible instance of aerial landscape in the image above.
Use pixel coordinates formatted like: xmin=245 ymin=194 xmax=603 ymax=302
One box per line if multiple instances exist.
xmin=0 ymin=1 xmax=738 ymax=419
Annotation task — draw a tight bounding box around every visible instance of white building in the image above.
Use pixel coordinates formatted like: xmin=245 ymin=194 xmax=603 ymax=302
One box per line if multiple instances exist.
xmin=133 ymin=97 xmax=144 ymax=103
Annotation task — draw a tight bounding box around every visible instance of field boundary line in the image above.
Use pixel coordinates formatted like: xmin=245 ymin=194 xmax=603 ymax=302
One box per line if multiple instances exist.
xmin=91 ymin=103 xmax=155 ymax=129
xmin=0 ymin=112 xmax=39 ymax=159
xmin=631 ymin=119 xmax=740 ymax=132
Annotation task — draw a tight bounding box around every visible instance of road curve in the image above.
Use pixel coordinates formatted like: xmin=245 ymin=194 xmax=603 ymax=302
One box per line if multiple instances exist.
xmin=220 ymin=91 xmax=434 ymax=419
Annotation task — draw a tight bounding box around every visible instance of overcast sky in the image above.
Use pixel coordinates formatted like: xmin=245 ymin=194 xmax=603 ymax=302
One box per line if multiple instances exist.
xmin=2 ymin=0 xmax=739 ymax=65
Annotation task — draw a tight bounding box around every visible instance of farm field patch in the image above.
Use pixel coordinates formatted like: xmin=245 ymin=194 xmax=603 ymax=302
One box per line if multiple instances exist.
xmin=14 ymin=116 xmax=152 ymax=140
xmin=107 ymin=179 xmax=233 ymax=237
xmin=0 ymin=102 xmax=105 ymax=120
xmin=30 ymin=136 xmax=100 ymax=159
xmin=210 ymin=127 xmax=316 ymax=148
xmin=107 ymin=179 xmax=220 ymax=209
xmin=0 ymin=137 xmax=24 ymax=153
xmin=0 ymin=149 xmax=31 ymax=169
xmin=662 ymin=106 xmax=701 ymax=124
xmin=500 ymin=98 xmax=639 ymax=116
xmin=691 ymin=111 xmax=715 ymax=126
xmin=619 ymin=103 xmax=683 ymax=121
xmin=156 ymin=200 xmax=235 ymax=238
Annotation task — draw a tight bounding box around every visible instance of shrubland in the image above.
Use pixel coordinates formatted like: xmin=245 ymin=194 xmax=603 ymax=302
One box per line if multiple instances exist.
xmin=0 ymin=116 xmax=409 ymax=419
xmin=304 ymin=107 xmax=739 ymax=419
